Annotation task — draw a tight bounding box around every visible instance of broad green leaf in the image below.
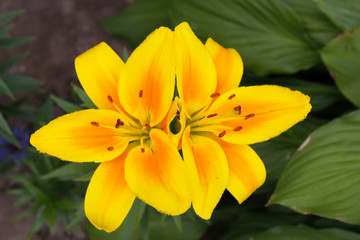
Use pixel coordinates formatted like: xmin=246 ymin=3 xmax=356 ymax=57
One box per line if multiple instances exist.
xmin=0 ymin=37 xmax=34 ymax=51
xmin=100 ymin=0 xmax=171 ymax=48
xmin=284 ymin=0 xmax=341 ymax=45
xmin=50 ymin=94 xmax=83 ymax=113
xmin=0 ymin=9 xmax=24 ymax=26
xmin=271 ymin=110 xmax=360 ymax=224
xmin=0 ymin=52 xmax=28 ymax=73
xmin=0 ymin=76 xmax=15 ymax=100
xmin=252 ymin=225 xmax=360 ymax=240
xmin=0 ymin=111 xmax=21 ymax=148
xmin=35 ymin=99 xmax=53 ymax=128
xmin=170 ymin=0 xmax=320 ymax=75
xmin=42 ymin=162 xmax=98 ymax=181
xmin=252 ymin=117 xmax=326 ymax=185
xmin=320 ymin=27 xmax=360 ymax=107
xmin=317 ymin=0 xmax=360 ymax=31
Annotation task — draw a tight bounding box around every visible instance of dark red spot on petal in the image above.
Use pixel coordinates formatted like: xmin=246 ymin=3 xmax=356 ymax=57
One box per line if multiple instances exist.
xmin=107 ymin=95 xmax=113 ymax=103
xmin=218 ymin=130 xmax=226 ymax=138
xmin=91 ymin=121 xmax=99 ymax=126
xmin=107 ymin=146 xmax=114 ymax=151
xmin=207 ymin=113 xmax=218 ymax=118
xmin=145 ymin=123 xmax=151 ymax=129
xmin=233 ymin=126 xmax=243 ymax=131
xmin=210 ymin=92 xmax=220 ymax=98
xmin=228 ymin=94 xmax=236 ymax=100
xmin=139 ymin=90 xmax=143 ymax=98
xmin=141 ymin=148 xmax=145 ymax=153
xmin=245 ymin=113 xmax=255 ymax=120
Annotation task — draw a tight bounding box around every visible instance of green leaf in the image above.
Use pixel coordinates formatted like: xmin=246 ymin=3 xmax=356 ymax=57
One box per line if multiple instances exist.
xmin=0 ymin=52 xmax=28 ymax=73
xmin=284 ymin=0 xmax=341 ymax=45
xmin=35 ymin=99 xmax=53 ymax=128
xmin=170 ymin=0 xmax=320 ymax=75
xmin=0 ymin=24 xmax=13 ymax=38
xmin=316 ymin=0 xmax=360 ymax=31
xmin=271 ymin=110 xmax=360 ymax=224
xmin=100 ymin=0 xmax=171 ymax=48
xmin=320 ymin=27 xmax=360 ymax=107
xmin=50 ymin=94 xmax=83 ymax=113
xmin=0 ymin=74 xmax=42 ymax=93
xmin=0 ymin=76 xmax=15 ymax=100
xmin=0 ymin=9 xmax=24 ymax=26
xmin=11 ymin=175 xmax=50 ymax=203
xmin=71 ymin=84 xmax=96 ymax=109
xmin=0 ymin=37 xmax=34 ymax=51
xmin=252 ymin=116 xmax=326 ymax=185
xmin=0 ymin=111 xmax=21 ymax=148
xmin=42 ymin=162 xmax=98 ymax=181
xmin=252 ymin=225 xmax=360 ymax=240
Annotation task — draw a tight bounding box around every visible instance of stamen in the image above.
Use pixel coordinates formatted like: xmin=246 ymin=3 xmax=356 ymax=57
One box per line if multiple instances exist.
xmin=139 ymin=90 xmax=143 ymax=98
xmin=107 ymin=146 xmax=114 ymax=151
xmin=207 ymin=113 xmax=218 ymax=118
xmin=107 ymin=95 xmax=114 ymax=103
xmin=145 ymin=123 xmax=151 ymax=129
xmin=141 ymin=148 xmax=145 ymax=153
xmin=233 ymin=126 xmax=243 ymax=131
xmin=115 ymin=119 xmax=124 ymax=128
xmin=91 ymin=121 xmax=99 ymax=126
xmin=245 ymin=113 xmax=255 ymax=120
xmin=218 ymin=130 xmax=226 ymax=138
xmin=233 ymin=105 xmax=242 ymax=115
xmin=176 ymin=110 xmax=180 ymax=115
xmin=210 ymin=92 xmax=220 ymax=98
xmin=177 ymin=115 xmax=181 ymax=120
xmin=228 ymin=94 xmax=236 ymax=100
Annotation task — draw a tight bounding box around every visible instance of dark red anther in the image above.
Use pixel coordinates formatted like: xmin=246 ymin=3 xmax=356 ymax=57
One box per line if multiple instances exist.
xmin=141 ymin=148 xmax=145 ymax=153
xmin=107 ymin=95 xmax=114 ymax=103
xmin=107 ymin=146 xmax=114 ymax=151
xmin=245 ymin=113 xmax=255 ymax=120
xmin=233 ymin=105 xmax=242 ymax=115
xmin=139 ymin=90 xmax=143 ymax=98
xmin=176 ymin=110 xmax=180 ymax=115
xmin=210 ymin=92 xmax=220 ymax=98
xmin=218 ymin=130 xmax=226 ymax=138
xmin=228 ymin=94 xmax=236 ymax=100
xmin=233 ymin=126 xmax=243 ymax=131
xmin=145 ymin=123 xmax=151 ymax=129
xmin=115 ymin=119 xmax=124 ymax=128
xmin=207 ymin=113 xmax=218 ymax=118
xmin=91 ymin=121 xmax=99 ymax=126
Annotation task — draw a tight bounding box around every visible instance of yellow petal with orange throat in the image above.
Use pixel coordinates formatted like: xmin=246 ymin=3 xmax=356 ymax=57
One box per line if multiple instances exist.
xmin=205 ymin=38 xmax=243 ymax=94
xmin=182 ymin=127 xmax=228 ymax=219
xmin=175 ymin=22 xmax=217 ymax=117
xmin=208 ymin=85 xmax=311 ymax=145
xmin=30 ymin=109 xmax=129 ymax=162
xmin=75 ymin=42 xmax=124 ymax=111
xmin=118 ymin=27 xmax=175 ymax=126
xmin=216 ymin=140 xmax=266 ymax=204
xmin=85 ymin=150 xmax=135 ymax=232
xmin=124 ymin=129 xmax=191 ymax=215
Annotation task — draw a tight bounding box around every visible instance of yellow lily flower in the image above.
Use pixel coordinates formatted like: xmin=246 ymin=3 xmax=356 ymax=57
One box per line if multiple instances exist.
xmin=173 ymin=22 xmax=312 ymax=219
xmin=30 ymin=27 xmax=191 ymax=232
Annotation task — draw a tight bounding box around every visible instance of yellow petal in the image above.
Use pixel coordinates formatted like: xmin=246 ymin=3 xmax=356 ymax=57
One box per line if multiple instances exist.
xmin=85 ymin=149 xmax=135 ymax=232
xmin=216 ymin=140 xmax=266 ymax=204
xmin=75 ymin=42 xmax=124 ymax=111
xmin=182 ymin=127 xmax=228 ymax=219
xmin=205 ymin=38 xmax=243 ymax=94
xmin=30 ymin=109 xmax=128 ymax=162
xmin=124 ymin=129 xmax=191 ymax=215
xmin=175 ymin=22 xmax=217 ymax=117
xmin=118 ymin=27 xmax=175 ymax=126
xmin=208 ymin=85 xmax=311 ymax=144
